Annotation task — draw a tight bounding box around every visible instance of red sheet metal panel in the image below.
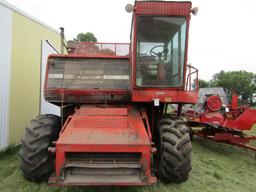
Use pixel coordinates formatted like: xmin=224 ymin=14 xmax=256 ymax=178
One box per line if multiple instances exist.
xmin=223 ymin=109 xmax=256 ymax=130
xmin=73 ymin=116 xmax=128 ymax=129
xmin=135 ymin=1 xmax=192 ymax=16
xmin=193 ymin=109 xmax=256 ymax=131
xmin=58 ymin=107 xmax=149 ymax=145
xmin=200 ymin=112 xmax=224 ymax=126
xmin=51 ymin=105 xmax=155 ymax=186
xmin=132 ymin=89 xmax=198 ymax=104
xmin=77 ymin=105 xmax=128 ymax=116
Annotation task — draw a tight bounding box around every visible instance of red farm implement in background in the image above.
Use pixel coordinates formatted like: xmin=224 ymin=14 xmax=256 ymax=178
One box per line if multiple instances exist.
xmin=19 ymin=1 xmax=199 ymax=186
xmin=183 ymin=87 xmax=256 ymax=151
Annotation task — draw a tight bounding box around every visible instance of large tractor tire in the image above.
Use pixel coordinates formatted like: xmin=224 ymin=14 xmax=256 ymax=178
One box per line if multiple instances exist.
xmin=156 ymin=117 xmax=192 ymax=183
xmin=18 ymin=114 xmax=61 ymax=181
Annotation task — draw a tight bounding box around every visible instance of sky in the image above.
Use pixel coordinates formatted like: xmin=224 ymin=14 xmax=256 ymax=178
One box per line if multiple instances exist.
xmin=4 ymin=0 xmax=256 ymax=80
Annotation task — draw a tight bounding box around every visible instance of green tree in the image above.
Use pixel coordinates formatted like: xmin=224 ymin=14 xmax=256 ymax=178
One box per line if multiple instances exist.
xmin=211 ymin=70 xmax=256 ymax=104
xmin=75 ymin=32 xmax=97 ymax=42
xmin=198 ymin=79 xmax=209 ymax=88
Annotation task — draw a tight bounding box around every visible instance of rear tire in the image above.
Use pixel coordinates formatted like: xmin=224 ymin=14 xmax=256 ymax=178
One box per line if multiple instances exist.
xmin=18 ymin=114 xmax=61 ymax=181
xmin=156 ymin=117 xmax=192 ymax=183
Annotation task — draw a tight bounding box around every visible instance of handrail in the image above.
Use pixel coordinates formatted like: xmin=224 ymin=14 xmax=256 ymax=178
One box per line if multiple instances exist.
xmin=185 ymin=64 xmax=198 ymax=91
xmin=67 ymin=41 xmax=130 ymax=56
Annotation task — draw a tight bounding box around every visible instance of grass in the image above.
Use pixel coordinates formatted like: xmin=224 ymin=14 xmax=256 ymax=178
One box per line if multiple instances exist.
xmin=1 ymin=138 xmax=256 ymax=192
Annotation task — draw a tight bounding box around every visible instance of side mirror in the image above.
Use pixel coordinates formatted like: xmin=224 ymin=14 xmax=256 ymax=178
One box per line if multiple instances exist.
xmin=191 ymin=7 xmax=199 ymax=16
xmin=125 ymin=4 xmax=134 ymax=13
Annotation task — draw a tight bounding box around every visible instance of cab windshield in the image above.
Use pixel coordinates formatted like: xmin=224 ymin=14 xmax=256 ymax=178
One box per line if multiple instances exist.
xmin=136 ymin=16 xmax=187 ymax=87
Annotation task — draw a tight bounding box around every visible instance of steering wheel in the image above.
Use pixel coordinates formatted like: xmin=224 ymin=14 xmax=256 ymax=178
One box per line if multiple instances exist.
xmin=150 ymin=45 xmax=166 ymax=58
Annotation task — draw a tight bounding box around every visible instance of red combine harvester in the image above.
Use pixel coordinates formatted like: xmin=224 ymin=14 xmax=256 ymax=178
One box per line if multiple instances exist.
xmin=184 ymin=87 xmax=256 ymax=151
xmin=19 ymin=1 xmax=199 ymax=186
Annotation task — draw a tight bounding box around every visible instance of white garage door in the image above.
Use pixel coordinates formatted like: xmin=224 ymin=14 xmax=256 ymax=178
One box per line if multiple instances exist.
xmin=40 ymin=40 xmax=60 ymax=115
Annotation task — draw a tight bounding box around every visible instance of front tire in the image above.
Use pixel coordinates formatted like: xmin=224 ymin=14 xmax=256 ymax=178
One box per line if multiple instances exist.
xmin=18 ymin=114 xmax=61 ymax=181
xmin=156 ymin=117 xmax=192 ymax=183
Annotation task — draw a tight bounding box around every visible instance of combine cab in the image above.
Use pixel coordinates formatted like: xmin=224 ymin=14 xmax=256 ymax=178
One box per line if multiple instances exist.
xmin=19 ymin=1 xmax=198 ymax=186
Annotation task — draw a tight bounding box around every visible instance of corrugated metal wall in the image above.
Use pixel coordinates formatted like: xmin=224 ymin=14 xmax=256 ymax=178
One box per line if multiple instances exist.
xmin=0 ymin=3 xmax=12 ymax=149
xmin=0 ymin=1 xmax=62 ymax=149
xmin=7 ymin=13 xmax=61 ymax=146
xmin=8 ymin=12 xmax=61 ymax=145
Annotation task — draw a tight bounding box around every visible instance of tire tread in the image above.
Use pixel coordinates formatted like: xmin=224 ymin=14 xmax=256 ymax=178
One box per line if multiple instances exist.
xmin=19 ymin=114 xmax=60 ymax=181
xmin=157 ymin=117 xmax=192 ymax=183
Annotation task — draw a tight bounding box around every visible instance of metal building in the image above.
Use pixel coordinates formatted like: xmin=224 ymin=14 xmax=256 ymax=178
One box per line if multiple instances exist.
xmin=0 ymin=0 xmax=62 ymax=150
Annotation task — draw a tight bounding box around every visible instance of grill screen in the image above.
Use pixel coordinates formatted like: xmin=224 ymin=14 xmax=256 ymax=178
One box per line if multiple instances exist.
xmin=44 ymin=57 xmax=130 ymax=104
